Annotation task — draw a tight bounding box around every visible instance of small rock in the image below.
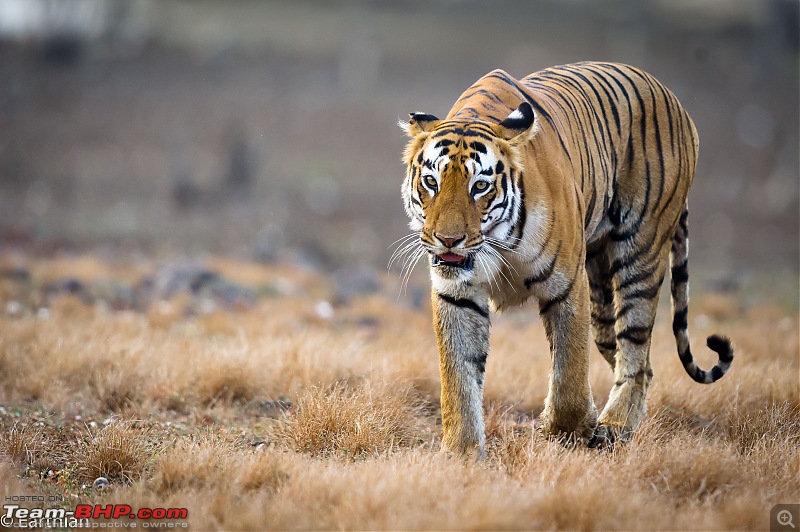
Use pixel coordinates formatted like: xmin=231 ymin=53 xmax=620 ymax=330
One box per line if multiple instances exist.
xmin=134 ymin=262 xmax=255 ymax=311
xmin=5 ymin=301 xmax=22 ymax=316
xmin=314 ymin=301 xmax=334 ymax=319
xmin=42 ymin=278 xmax=93 ymax=304
xmin=0 ymin=268 xmax=31 ymax=283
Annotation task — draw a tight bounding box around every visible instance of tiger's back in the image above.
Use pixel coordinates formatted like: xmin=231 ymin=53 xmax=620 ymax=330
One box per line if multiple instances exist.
xmin=449 ymin=62 xmax=698 ymax=246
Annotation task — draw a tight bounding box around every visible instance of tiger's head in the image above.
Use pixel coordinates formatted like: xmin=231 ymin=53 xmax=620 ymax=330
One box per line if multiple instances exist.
xmin=399 ymin=102 xmax=537 ymax=285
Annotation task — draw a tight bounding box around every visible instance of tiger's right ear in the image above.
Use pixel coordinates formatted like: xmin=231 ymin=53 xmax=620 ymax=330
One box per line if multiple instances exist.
xmin=399 ymin=112 xmax=440 ymax=137
xmin=496 ymin=102 xmax=538 ymax=145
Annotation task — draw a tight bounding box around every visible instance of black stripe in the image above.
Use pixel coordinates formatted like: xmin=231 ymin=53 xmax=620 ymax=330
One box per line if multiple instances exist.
xmin=625 ymin=281 xmax=662 ymax=301
xmin=678 ymin=209 xmax=689 ymax=234
xmin=655 ymin=80 xmax=676 ymax=159
xmin=538 ymin=260 xmax=580 ymax=315
xmin=595 ymin=340 xmax=617 ymax=352
xmin=437 ymin=293 xmax=489 ymax=319
xmin=672 ymin=307 xmax=688 ymax=335
xmin=609 ymin=225 xmax=639 ymax=242
xmin=538 ymin=287 xmax=571 ymax=316
xmin=434 ymin=139 xmax=455 ymax=148
xmin=639 ymin=73 xmax=666 ymax=214
xmin=524 ymin=241 xmax=562 ymax=289
xmin=431 ymin=127 xmax=495 ymax=143
xmin=591 ymin=312 xmax=617 ymax=326
xmin=590 ymin=291 xmax=609 ymax=306
xmin=617 ymin=325 xmax=651 ymax=345
xmin=507 ymin=176 xmax=526 ymax=247
xmin=671 ymin=262 xmax=689 ymax=283
xmin=469 ymin=141 xmax=487 ymax=154
xmin=585 ymin=244 xmax=605 ymax=262
xmin=615 ymin=302 xmax=634 ymax=320
xmin=609 ymin=243 xmax=651 ymax=277
xmin=584 ymin=190 xmax=596 ymax=230
xmin=589 ymin=278 xmax=613 ymax=305
xmin=470 ymin=351 xmax=488 ymax=375
xmin=456 ymin=88 xmax=504 ymax=105
xmin=659 ymin=100 xmax=688 ymax=220
xmin=617 ymin=261 xmax=658 ymax=291
xmin=573 ymin=181 xmax=585 ymax=230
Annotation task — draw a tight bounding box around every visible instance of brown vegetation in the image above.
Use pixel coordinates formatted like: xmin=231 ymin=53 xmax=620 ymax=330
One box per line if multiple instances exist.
xmin=0 ymin=254 xmax=798 ymax=530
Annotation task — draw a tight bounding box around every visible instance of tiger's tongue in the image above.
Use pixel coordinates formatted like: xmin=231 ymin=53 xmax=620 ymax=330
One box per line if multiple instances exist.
xmin=439 ymin=252 xmax=465 ymax=263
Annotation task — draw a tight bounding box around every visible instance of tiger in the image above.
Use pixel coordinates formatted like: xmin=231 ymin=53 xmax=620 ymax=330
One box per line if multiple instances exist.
xmin=397 ymin=62 xmax=734 ymax=457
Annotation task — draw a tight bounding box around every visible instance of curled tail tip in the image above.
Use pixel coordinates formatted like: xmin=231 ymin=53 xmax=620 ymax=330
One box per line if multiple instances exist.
xmin=707 ymin=334 xmax=734 ymax=364
xmin=682 ymin=334 xmax=734 ymax=384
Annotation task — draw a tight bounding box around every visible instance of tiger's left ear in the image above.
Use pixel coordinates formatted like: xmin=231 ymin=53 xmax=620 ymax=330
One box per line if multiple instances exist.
xmin=496 ymin=102 xmax=538 ymax=145
xmin=399 ymin=112 xmax=440 ymax=137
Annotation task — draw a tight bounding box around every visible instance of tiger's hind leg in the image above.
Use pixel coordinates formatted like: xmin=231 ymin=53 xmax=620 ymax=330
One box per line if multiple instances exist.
xmin=590 ymin=233 xmax=670 ymax=447
xmin=586 ymin=244 xmax=617 ymax=370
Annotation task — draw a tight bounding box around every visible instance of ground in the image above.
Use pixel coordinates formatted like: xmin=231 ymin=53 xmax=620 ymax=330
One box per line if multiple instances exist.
xmin=0 ymin=251 xmax=797 ymax=530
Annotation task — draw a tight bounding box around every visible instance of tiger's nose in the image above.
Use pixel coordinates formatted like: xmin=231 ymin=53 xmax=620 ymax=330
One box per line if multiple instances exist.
xmin=435 ymin=233 xmax=466 ymax=248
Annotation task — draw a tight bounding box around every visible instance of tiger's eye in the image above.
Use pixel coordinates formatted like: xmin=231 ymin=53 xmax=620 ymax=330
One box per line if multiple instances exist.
xmin=473 ymin=181 xmax=490 ymax=193
xmin=424 ymin=176 xmax=438 ymax=189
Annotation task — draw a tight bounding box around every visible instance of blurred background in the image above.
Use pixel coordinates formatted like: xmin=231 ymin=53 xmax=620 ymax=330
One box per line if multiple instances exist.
xmin=0 ymin=0 xmax=797 ymax=299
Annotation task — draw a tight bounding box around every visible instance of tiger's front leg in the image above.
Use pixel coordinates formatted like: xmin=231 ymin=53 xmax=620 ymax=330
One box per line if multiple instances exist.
xmin=538 ymin=269 xmax=598 ymax=441
xmin=432 ymin=288 xmax=491 ymax=460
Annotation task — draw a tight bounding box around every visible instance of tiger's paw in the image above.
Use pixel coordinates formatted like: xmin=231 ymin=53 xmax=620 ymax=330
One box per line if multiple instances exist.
xmin=587 ymin=423 xmax=634 ymax=449
xmin=539 ymin=402 xmax=597 ymax=444
xmin=438 ymin=443 xmax=486 ymax=463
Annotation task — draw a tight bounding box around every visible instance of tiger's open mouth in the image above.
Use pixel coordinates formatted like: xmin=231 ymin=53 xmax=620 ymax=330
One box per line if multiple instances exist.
xmin=432 ymin=252 xmax=474 ymax=270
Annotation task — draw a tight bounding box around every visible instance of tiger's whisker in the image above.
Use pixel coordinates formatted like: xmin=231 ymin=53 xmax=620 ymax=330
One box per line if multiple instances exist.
xmin=388 ymin=239 xmax=422 ymax=271
xmin=388 ymin=232 xmax=420 ymax=249
xmin=398 ymin=248 xmax=426 ymax=298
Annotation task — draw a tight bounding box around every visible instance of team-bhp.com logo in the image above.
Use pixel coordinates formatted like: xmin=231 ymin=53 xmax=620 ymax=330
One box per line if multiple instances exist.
xmin=2 ymin=503 xmax=188 ymax=528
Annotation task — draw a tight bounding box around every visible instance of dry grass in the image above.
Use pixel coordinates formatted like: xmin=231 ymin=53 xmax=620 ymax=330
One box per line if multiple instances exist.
xmin=149 ymin=436 xmax=289 ymax=497
xmin=0 ymin=254 xmax=798 ymax=530
xmin=0 ymin=422 xmax=43 ymax=465
xmin=277 ymin=381 xmax=428 ymax=458
xmin=74 ymin=421 xmax=153 ymax=484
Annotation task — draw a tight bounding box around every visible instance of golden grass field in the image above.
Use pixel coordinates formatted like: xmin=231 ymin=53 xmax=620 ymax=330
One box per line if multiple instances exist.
xmin=0 ymin=252 xmax=798 ymax=530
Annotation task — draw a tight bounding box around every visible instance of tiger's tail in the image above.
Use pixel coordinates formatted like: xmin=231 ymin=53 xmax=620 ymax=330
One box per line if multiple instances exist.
xmin=670 ymin=204 xmax=734 ymax=383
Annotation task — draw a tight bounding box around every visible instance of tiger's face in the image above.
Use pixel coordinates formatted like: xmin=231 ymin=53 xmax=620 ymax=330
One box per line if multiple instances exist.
xmin=399 ymin=103 xmax=537 ymax=285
